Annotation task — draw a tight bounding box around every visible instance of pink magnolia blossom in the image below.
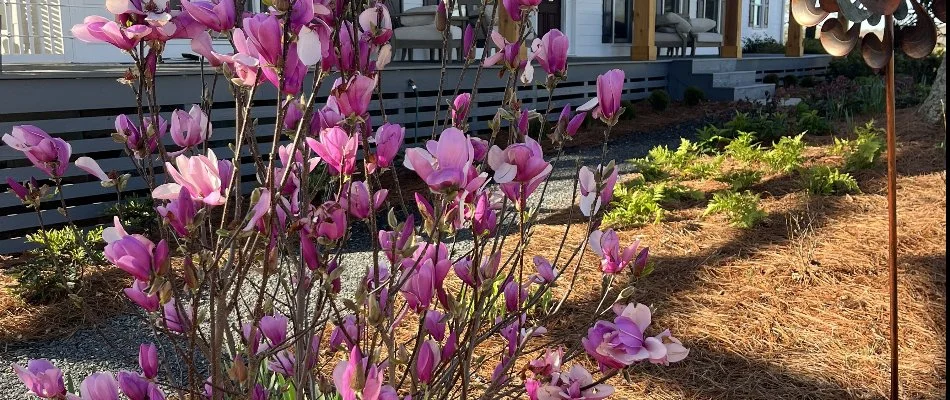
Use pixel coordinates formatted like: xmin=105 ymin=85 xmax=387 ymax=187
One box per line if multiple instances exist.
xmin=370 ymin=123 xmax=404 ymax=172
xmin=536 ymin=365 xmax=614 ymax=400
xmin=581 ymin=303 xmax=679 ymax=371
xmin=416 ymin=339 xmax=441 ymax=383
xmin=470 ymin=136 xmax=489 ymax=161
xmin=588 ymin=229 xmax=643 ymax=274
xmin=579 ymin=69 xmax=625 ymax=124
xmin=116 ymin=371 xmax=149 ymax=400
xmin=451 ymin=93 xmax=472 ymax=128
xmin=532 ymin=255 xmax=557 ymax=284
xmin=648 ymin=329 xmax=690 ymax=365
xmin=180 ymin=0 xmax=236 ymax=31
xmin=170 ymin=105 xmax=211 ymax=151
xmin=115 ymin=114 xmax=168 ymax=158
xmin=400 ymin=258 xmax=436 ymax=312
xmin=104 ymin=229 xmax=169 ymax=281
xmin=463 ymin=24 xmax=475 ymax=60
xmin=333 ymin=75 xmax=376 ymax=118
xmin=578 ymin=164 xmax=618 ymax=216
xmin=267 ymin=351 xmax=295 ymax=377
xmin=2 ymin=125 xmax=71 ymax=177
xmin=469 ymin=191 xmax=497 ymax=237
xmin=75 ymin=157 xmax=110 ymax=182
xmin=71 ymin=15 xmax=151 ymax=51
xmin=152 ymin=150 xmax=234 ymax=206
xmin=484 ymin=32 xmax=531 ymax=84
xmin=156 ymin=187 xmax=198 ymax=237
xmin=358 ymin=3 xmax=393 ymax=45
xmin=312 ymin=201 xmax=348 ymax=241
xmin=260 ymin=314 xmax=289 ymax=346
xmin=404 ymin=128 xmax=487 ymax=194
xmin=487 ymin=137 xmax=552 ymax=208
xmin=71 ymin=372 xmax=119 ymax=400
xmin=139 ymin=343 xmax=159 ymax=379
xmin=307 ymin=127 xmax=358 ymax=176
xmin=339 ymin=181 xmax=388 ymax=219
xmin=6 ymin=177 xmax=30 ymax=203
xmin=424 ymin=309 xmax=447 ymax=341
xmin=329 ymin=314 xmax=360 ymax=351
xmin=531 ymin=29 xmax=569 ymax=77
xmin=162 ymin=299 xmax=194 ymax=334
xmin=124 ymin=279 xmax=160 ymax=312
xmin=332 ymin=348 xmax=398 ymax=400
xmin=12 ymin=359 xmax=66 ymax=399
xmin=503 ymin=279 xmax=528 ymax=312
xmin=528 ymin=347 xmax=563 ymax=377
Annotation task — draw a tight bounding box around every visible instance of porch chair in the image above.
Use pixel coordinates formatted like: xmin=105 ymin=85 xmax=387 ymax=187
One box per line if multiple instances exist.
xmin=654 ymin=12 xmax=689 ymax=57
xmin=685 ymin=18 xmax=722 ymax=56
xmin=392 ymin=5 xmax=463 ymax=61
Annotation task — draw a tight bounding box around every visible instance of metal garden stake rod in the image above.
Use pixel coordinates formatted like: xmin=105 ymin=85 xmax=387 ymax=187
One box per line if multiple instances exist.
xmin=790 ymin=0 xmax=943 ymax=398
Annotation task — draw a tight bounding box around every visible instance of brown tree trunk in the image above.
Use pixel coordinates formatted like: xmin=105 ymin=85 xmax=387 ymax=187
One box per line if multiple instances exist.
xmin=918 ymin=54 xmax=946 ymax=125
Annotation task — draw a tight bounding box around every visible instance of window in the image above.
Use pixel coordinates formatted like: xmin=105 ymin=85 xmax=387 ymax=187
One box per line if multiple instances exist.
xmin=698 ymin=0 xmax=720 ymax=32
xmin=602 ymin=0 xmax=631 ymax=43
xmin=748 ymin=0 xmax=769 ymax=28
xmin=660 ymin=0 xmax=688 ymax=14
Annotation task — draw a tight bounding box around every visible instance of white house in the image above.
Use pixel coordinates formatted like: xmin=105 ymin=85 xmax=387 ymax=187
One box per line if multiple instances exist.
xmin=1 ymin=0 xmax=788 ymax=64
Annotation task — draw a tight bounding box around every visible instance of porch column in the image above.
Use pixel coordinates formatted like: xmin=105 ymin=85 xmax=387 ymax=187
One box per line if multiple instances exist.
xmin=631 ymin=0 xmax=657 ymax=61
xmin=721 ymin=0 xmax=743 ymax=58
xmin=785 ymin=3 xmax=804 ymax=57
xmin=497 ymin=3 xmax=526 ymax=56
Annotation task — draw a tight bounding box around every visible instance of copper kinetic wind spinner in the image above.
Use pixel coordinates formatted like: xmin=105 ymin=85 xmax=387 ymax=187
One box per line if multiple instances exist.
xmin=789 ymin=0 xmax=944 ymax=397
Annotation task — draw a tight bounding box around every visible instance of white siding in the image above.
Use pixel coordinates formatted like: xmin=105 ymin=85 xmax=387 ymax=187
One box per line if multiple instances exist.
xmin=565 ymin=0 xmax=787 ymax=57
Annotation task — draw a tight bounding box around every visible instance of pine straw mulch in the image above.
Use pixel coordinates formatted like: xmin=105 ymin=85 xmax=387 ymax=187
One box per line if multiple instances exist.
xmin=0 ymin=264 xmax=132 ymax=343
xmin=516 ymin=107 xmax=946 ymax=399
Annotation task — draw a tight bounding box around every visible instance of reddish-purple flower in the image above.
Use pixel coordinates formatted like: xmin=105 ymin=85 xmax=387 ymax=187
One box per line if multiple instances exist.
xmin=307 ymin=127 xmax=358 ymax=176
xmin=487 ymin=137 xmax=552 ymax=208
xmin=139 ymin=343 xmax=159 ymax=379
xmin=115 ymin=114 xmax=168 ymax=158
xmin=451 ymin=93 xmax=472 ymax=128
xmin=416 ymin=339 xmax=441 ymax=383
xmin=3 ymin=125 xmax=71 ymax=177
xmin=71 ymin=16 xmax=151 ymax=50
xmin=469 ymin=191 xmax=497 ymax=237
xmin=532 ymin=255 xmax=557 ymax=284
xmin=578 ymin=163 xmax=618 ymax=217
xmin=404 ymin=128 xmax=487 ymax=194
xmin=370 ymin=123 xmax=404 ymax=172
xmin=580 ymin=69 xmax=625 ymax=125
xmin=588 ymin=229 xmax=643 ymax=274
xmin=12 ymin=359 xmax=65 ymax=399
xmin=536 ymin=365 xmax=614 ymax=400
xmin=124 ymin=279 xmax=160 ymax=312
xmin=339 ymin=181 xmax=388 ymax=219
xmin=170 ymin=105 xmax=211 ymax=151
xmin=181 ymin=0 xmax=236 ymax=32
xmin=76 ymin=372 xmax=119 ymax=400
xmin=333 ymin=75 xmax=376 ymax=118
xmin=531 ymin=29 xmax=569 ymax=77
xmin=162 ymin=299 xmax=194 ymax=334
xmin=104 ymin=229 xmax=168 ymax=281
xmin=152 ymin=150 xmax=233 ymax=206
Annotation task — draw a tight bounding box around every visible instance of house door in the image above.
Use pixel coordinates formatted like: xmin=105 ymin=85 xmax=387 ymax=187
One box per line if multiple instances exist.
xmin=537 ymin=0 xmax=561 ymax=35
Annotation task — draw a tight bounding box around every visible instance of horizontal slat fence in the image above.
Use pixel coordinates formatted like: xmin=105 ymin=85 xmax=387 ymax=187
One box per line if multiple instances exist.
xmin=0 ymin=60 xmax=670 ymax=253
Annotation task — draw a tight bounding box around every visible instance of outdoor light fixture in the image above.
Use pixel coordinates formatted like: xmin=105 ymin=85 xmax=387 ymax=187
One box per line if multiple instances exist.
xmin=408 ymin=79 xmax=420 ymax=138
xmin=789 ymin=0 xmax=943 ymax=399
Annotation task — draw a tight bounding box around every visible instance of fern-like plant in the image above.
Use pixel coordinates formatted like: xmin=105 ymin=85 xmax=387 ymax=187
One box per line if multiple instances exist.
xmin=832 ymin=120 xmax=884 ymax=171
xmin=724 ymin=131 xmax=764 ymax=165
xmin=764 ymin=133 xmax=806 ymax=172
xmin=806 ymin=166 xmax=860 ymax=195
xmin=704 ymin=190 xmax=766 ymax=228
xmin=715 ymin=170 xmax=763 ymax=191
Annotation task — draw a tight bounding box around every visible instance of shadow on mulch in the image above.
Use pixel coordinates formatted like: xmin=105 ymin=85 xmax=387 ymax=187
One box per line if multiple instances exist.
xmin=524 ymin=108 xmax=945 ymax=399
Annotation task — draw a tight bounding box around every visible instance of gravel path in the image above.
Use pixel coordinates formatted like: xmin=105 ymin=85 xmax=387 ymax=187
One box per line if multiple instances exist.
xmin=0 ymin=121 xmax=704 ymax=398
